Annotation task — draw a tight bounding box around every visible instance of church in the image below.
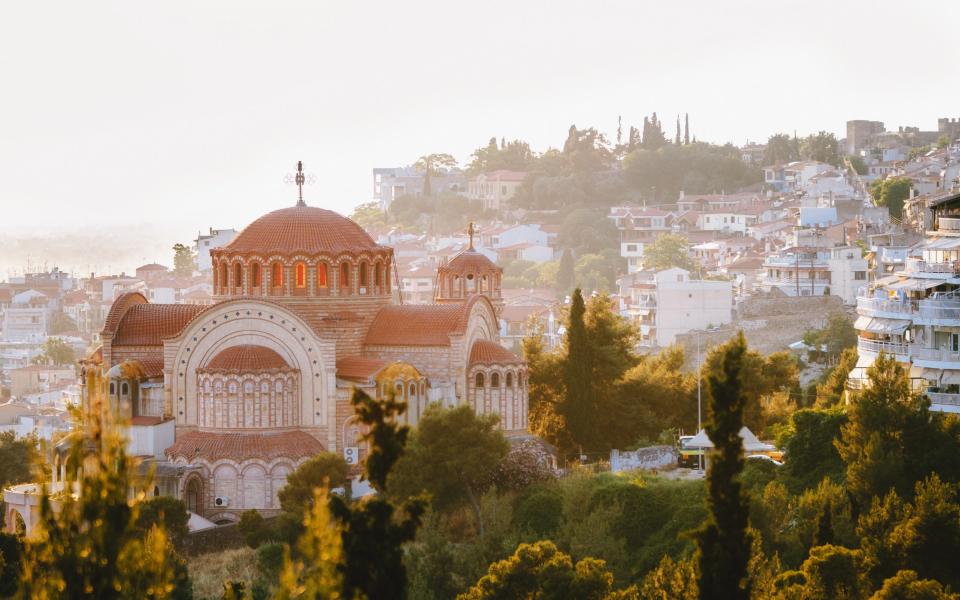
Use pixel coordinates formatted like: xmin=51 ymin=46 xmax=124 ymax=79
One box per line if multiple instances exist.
xmin=80 ymin=183 xmax=528 ymax=524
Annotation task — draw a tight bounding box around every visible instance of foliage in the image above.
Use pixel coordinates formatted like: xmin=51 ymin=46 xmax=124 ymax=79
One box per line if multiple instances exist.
xmin=836 ymin=354 xmax=960 ymax=508
xmin=804 ymin=313 xmax=857 ymax=361
xmin=349 ymin=200 xmax=387 ymax=230
xmin=489 ymin=439 xmax=556 ymax=493
xmin=0 ymin=431 xmax=37 ymax=490
xmin=186 ymin=548 xmax=259 ymax=600
xmin=777 ymin=408 xmax=848 ymax=493
xmin=413 ymin=153 xmax=458 ymax=196
xmin=389 ymin=405 xmax=509 ymax=537
xmin=277 ymin=452 xmax=348 ymax=517
xmin=18 ymin=373 xmax=186 ymax=599
xmin=328 ymin=387 xmax=425 ymax=599
xmin=639 ymin=554 xmax=697 ymax=600
xmin=387 ymin=192 xmax=486 ymax=234
xmin=695 ymin=333 xmax=752 ymax=600
xmin=617 ymin=345 xmax=697 ymax=442
xmin=136 ymin=496 xmax=191 ymax=549
xmin=870 ymin=176 xmax=912 ymax=219
xmin=800 ymin=131 xmax=841 ymax=166
xmin=872 ymin=570 xmax=959 ymax=600
xmin=47 ymin=311 xmax=79 ymax=335
xmin=763 ymin=133 xmax=800 ymax=166
xmin=275 ymin=488 xmax=343 ymax=600
xmin=776 ymin=544 xmax=866 ymax=599
xmin=457 ymin=540 xmax=636 ymax=600
xmin=848 ymin=155 xmax=868 ymax=175
xmin=238 ymin=510 xmax=268 ymax=549
xmin=558 ymin=289 xmax=596 ymax=455
xmin=815 ymin=348 xmax=859 ymax=408
xmin=0 ymin=532 xmax=24 ymax=597
xmin=557 ymin=248 xmax=575 ymax=296
xmin=622 ymin=143 xmax=761 ymax=202
xmin=172 ymin=243 xmax=195 ymax=277
xmin=468 ymin=137 xmax=536 ymax=174
xmin=31 ymin=337 xmax=77 ymax=367
xmin=640 ymin=234 xmax=695 ymax=272
xmin=557 ymin=208 xmax=620 ymax=255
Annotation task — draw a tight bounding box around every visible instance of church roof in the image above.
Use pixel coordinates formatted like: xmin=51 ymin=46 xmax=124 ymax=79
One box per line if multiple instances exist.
xmin=441 ymin=248 xmax=499 ymax=275
xmin=221 ymin=205 xmax=384 ymax=256
xmin=165 ymin=430 xmax=325 ymax=462
xmin=201 ymin=345 xmax=291 ymax=372
xmin=365 ymin=304 xmax=467 ymax=346
xmin=469 ymin=339 xmax=524 ymax=365
xmin=336 ymin=356 xmax=388 ymax=383
xmin=111 ymin=303 xmax=206 ymax=346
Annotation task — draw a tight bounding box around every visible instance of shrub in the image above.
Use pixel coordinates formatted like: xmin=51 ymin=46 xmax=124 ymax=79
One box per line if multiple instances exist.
xmin=238 ymin=510 xmax=267 ymax=549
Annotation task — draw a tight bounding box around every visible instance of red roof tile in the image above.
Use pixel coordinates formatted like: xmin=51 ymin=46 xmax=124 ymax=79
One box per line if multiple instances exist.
xmin=201 ymin=345 xmax=291 ymax=372
xmin=469 ymin=340 xmax=524 ymax=365
xmin=365 ymin=304 xmax=467 ymax=346
xmin=336 ymin=356 xmax=388 ymax=382
xmin=112 ymin=303 xmax=207 ymax=346
xmin=138 ymin=354 xmax=165 ymax=378
xmin=441 ymin=249 xmax=499 ymax=275
xmin=166 ymin=430 xmax=325 ymax=462
xmin=221 ymin=205 xmax=384 ymax=256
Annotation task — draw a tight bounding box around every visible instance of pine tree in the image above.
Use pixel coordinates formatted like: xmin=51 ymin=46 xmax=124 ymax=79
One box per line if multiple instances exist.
xmin=695 ymin=332 xmax=752 ymax=600
xmin=558 ymin=289 xmax=596 ymax=456
xmin=557 ymin=248 xmax=575 ymax=296
xmin=675 ymin=116 xmax=682 ymax=145
xmin=616 ymin=115 xmax=623 ymax=148
xmin=684 ymin=113 xmax=690 ymax=145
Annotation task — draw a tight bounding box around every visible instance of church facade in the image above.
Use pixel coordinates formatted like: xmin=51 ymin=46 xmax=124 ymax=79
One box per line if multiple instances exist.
xmin=80 ymin=198 xmax=528 ymax=524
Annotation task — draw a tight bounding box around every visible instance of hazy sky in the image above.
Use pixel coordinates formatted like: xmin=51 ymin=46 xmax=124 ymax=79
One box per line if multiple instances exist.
xmin=2 ymin=1 xmax=959 ymax=271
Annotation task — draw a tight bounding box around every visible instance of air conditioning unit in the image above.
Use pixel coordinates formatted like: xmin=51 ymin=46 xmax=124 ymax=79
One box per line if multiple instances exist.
xmin=214 ymin=496 xmax=230 ymax=507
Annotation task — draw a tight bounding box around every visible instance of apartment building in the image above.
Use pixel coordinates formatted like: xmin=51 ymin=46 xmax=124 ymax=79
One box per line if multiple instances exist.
xmin=608 ymin=206 xmax=675 ymax=273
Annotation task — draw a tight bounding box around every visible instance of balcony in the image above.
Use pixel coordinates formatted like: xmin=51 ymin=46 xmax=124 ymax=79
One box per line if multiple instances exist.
xmin=938 ymin=217 xmax=960 ymax=232
xmin=857 ymin=337 xmax=910 ymax=359
xmin=904 ymin=257 xmax=960 ymax=275
xmin=857 ymin=296 xmax=916 ymax=318
xmin=918 ymin=299 xmax=960 ymax=322
xmin=927 ymin=391 xmax=960 ymax=407
xmin=910 ymin=346 xmax=960 ymax=366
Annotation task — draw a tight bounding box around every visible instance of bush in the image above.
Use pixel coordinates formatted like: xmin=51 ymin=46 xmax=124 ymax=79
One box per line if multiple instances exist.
xmin=514 ymin=485 xmax=563 ymax=536
xmin=136 ymin=496 xmax=191 ymax=548
xmin=238 ymin=510 xmax=267 ymax=549
xmin=256 ymin=542 xmax=284 ymax=583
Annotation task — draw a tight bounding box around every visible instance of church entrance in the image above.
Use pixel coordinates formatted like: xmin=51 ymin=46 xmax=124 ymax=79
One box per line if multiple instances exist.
xmin=185 ymin=476 xmax=203 ymax=515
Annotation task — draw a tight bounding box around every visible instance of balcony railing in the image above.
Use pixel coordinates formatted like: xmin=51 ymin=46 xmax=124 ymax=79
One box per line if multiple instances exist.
xmin=857 ymin=296 xmax=916 ymax=316
xmin=938 ymin=217 xmax=960 ymax=232
xmin=910 ymin=346 xmax=960 ymax=364
xmin=905 ymin=257 xmax=960 ymax=274
xmin=926 ymin=391 xmax=960 ymax=406
xmin=857 ymin=337 xmax=910 ymax=356
xmin=918 ymin=299 xmax=960 ymax=321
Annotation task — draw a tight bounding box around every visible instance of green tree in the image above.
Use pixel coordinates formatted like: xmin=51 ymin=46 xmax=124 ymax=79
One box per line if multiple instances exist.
xmin=815 ymin=348 xmax=859 ymax=408
xmin=763 ymin=133 xmax=800 ymax=165
xmin=778 ymin=408 xmax=847 ymax=492
xmin=275 ymin=488 xmax=344 ymax=600
xmin=414 ymin=153 xmax=458 ymax=196
xmin=350 ymin=200 xmax=387 ymax=230
xmin=557 ymin=248 xmax=575 ymax=295
xmin=277 ymin=452 xmax=349 ymax=517
xmin=31 ymin=337 xmax=76 ymax=367
xmin=617 ymin=345 xmax=697 ymax=442
xmin=47 ymin=311 xmax=78 ymax=335
xmin=557 ymin=289 xmax=596 ymax=455
xmin=872 ymin=570 xmax=959 ymax=600
xmin=870 ymin=176 xmax=912 ymax=219
xmin=172 ymin=243 xmax=194 ymax=277
xmin=238 ymin=509 xmax=268 ymax=549
xmin=388 ymin=405 xmax=509 ymax=538
xmin=468 ymin=137 xmax=535 ymax=174
xmin=801 ymin=131 xmax=841 ymax=166
xmin=328 ymin=387 xmax=425 ymax=600
xmin=639 ymin=554 xmax=697 ymax=599
xmin=458 ymin=540 xmax=634 ymax=600
xmin=562 ymin=125 xmax=613 ymax=173
xmin=849 ymin=155 xmax=869 ymax=175
xmin=684 ymin=114 xmax=690 ymax=146
xmin=642 ymin=234 xmax=695 ymax=272
xmin=937 ymin=134 xmax=952 ymax=150
xmin=695 ymin=333 xmax=752 ymax=600
xmin=18 ymin=374 xmax=186 ymax=599
xmin=776 ymin=544 xmax=866 ymax=599
xmin=0 ymin=431 xmax=37 ymax=491
xmin=135 ymin=497 xmax=190 ymax=549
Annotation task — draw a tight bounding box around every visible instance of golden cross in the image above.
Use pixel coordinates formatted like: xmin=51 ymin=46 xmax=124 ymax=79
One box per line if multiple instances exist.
xmin=467 ymin=222 xmax=476 ymax=250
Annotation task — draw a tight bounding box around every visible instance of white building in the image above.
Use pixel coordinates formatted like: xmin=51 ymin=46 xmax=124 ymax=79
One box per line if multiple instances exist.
xmin=697 ymin=210 xmax=760 ymax=235
xmin=849 ymin=191 xmax=960 ymax=413
xmin=621 ymin=268 xmax=732 ymax=348
xmin=608 ymin=206 xmax=675 ymax=273
xmin=194 ymin=228 xmax=238 ymax=273
xmin=1 ymin=290 xmax=50 ymax=342
xmin=759 ymin=245 xmax=867 ymax=304
xmin=467 ymin=170 xmax=527 ymax=211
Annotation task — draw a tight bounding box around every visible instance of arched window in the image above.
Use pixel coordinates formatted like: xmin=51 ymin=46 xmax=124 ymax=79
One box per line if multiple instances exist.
xmin=359 ymin=262 xmax=368 ymax=287
xmin=234 ymin=262 xmax=242 ymax=290
xmin=385 ymin=266 xmax=391 ymax=291
xmin=491 ymin=372 xmax=500 ymax=387
xmin=121 ymin=382 xmax=129 ymax=396
xmin=467 ymin=273 xmax=476 ymax=292
xmin=375 ymin=263 xmax=382 ymax=289
xmin=250 ymin=263 xmax=261 ymax=288
xmin=295 ymin=262 xmax=306 ymax=288
xmin=340 ymin=263 xmax=351 ymax=289
xmin=475 ymin=372 xmax=485 ymax=388
xmin=409 ymin=383 xmax=416 ymax=397
xmin=220 ymin=263 xmax=228 ymax=293
xmin=395 ymin=383 xmax=403 ymax=397
xmin=506 ymin=372 xmax=513 ymax=387
xmin=317 ymin=263 xmax=328 ymax=288
xmin=109 ymin=382 xmax=115 ymax=395
xmin=153 ymin=485 xmax=160 ymax=497
xmin=272 ymin=263 xmax=283 ymax=289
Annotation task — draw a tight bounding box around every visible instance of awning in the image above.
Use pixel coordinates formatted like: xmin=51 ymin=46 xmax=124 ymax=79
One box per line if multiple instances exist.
xmin=885 ymin=278 xmax=945 ymax=291
xmin=854 ymin=315 xmax=910 ymax=335
xmin=849 ymin=355 xmax=875 ymax=382
xmin=939 ymin=370 xmax=960 ymax=385
xmin=685 ymin=427 xmax=776 ymax=452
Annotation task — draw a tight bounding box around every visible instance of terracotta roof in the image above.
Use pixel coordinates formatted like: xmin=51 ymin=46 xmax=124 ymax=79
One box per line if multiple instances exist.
xmin=221 ymin=205 xmax=384 ymax=255
xmin=166 ymin=430 xmax=325 ymax=462
xmin=112 ymin=303 xmax=207 ymax=346
xmin=500 ymin=304 xmax=546 ymax=323
xmin=201 ymin=345 xmax=291 ymax=372
xmin=441 ymin=249 xmax=499 ymax=275
xmin=365 ymin=304 xmax=467 ymax=346
xmin=138 ymin=354 xmax=165 ymax=378
xmin=131 ymin=416 xmax=170 ymax=426
xmin=336 ymin=356 xmax=388 ymax=382
xmin=469 ymin=340 xmax=524 ymax=365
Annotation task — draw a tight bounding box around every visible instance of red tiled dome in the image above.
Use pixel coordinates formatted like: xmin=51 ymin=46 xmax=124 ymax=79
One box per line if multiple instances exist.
xmin=202 ymin=345 xmax=291 ymax=372
xmin=469 ymin=339 xmax=524 ymax=365
xmin=443 ymin=249 xmax=499 ymax=275
xmin=222 ymin=205 xmax=381 ymax=255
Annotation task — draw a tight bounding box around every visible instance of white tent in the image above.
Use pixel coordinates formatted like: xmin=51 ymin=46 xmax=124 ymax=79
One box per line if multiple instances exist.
xmin=686 ymin=426 xmax=776 ymax=453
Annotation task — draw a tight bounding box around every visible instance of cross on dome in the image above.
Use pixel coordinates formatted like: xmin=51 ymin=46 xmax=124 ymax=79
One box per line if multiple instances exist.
xmin=467 ymin=222 xmax=476 ymax=250
xmin=284 ymin=160 xmax=314 ymax=207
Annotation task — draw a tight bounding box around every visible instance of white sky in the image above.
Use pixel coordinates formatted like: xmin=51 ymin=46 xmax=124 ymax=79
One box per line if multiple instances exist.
xmin=1 ymin=0 xmax=958 ymax=264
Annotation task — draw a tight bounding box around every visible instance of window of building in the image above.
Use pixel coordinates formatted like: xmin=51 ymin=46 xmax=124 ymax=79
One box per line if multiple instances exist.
xmin=854 ymin=271 xmax=866 ymax=280
xmin=409 ymin=383 xmax=416 ymax=397
xmin=272 ymin=263 xmax=283 ymax=288
xmin=506 ymin=372 xmax=513 ymax=387
xmin=475 ymin=373 xmax=485 ymax=388
xmin=375 ymin=263 xmax=382 ymax=287
xmin=121 ymin=382 xmax=129 ymax=396
xmin=220 ymin=263 xmax=228 ymax=292
xmin=340 ymin=263 xmax=351 ymax=288
xmin=317 ymin=263 xmax=328 ymax=288
xmin=251 ymin=263 xmax=261 ymax=288
xmin=234 ymin=263 xmax=242 ymax=289
xmin=626 ymin=244 xmax=637 ymax=252
xmin=109 ymin=382 xmax=115 ymax=395
xmin=295 ymin=262 xmax=306 ymax=288
xmin=359 ymin=262 xmax=368 ymax=286
xmin=491 ymin=373 xmax=500 ymax=387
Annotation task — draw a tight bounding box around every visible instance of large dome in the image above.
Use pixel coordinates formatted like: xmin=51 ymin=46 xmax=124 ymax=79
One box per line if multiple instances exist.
xmin=223 ymin=205 xmax=380 ymax=255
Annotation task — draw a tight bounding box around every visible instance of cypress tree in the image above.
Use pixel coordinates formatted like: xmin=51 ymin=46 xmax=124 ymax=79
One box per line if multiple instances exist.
xmin=695 ymin=332 xmax=752 ymax=600
xmin=557 ymin=248 xmax=575 ymax=296
xmin=558 ymin=289 xmax=596 ymax=456
xmin=813 ymin=500 xmax=834 ymax=547
xmin=684 ymin=113 xmax=690 ymax=145
xmin=675 ymin=116 xmax=681 ymax=145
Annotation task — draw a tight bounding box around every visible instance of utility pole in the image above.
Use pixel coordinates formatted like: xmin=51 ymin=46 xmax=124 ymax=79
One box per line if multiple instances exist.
xmin=697 ymin=330 xmax=703 ymax=472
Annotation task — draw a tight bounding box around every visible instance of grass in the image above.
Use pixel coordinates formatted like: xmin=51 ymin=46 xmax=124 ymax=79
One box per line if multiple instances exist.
xmin=188 ymin=546 xmax=260 ymax=600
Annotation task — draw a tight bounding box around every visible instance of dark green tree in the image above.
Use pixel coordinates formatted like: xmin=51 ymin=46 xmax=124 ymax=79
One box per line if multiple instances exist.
xmin=763 ymin=133 xmax=800 ymax=165
xmin=557 ymin=289 xmax=597 ymax=456
xmin=31 ymin=337 xmax=76 ymax=367
xmin=642 ymin=234 xmax=695 ymax=271
xmin=695 ymin=333 xmax=752 ymax=600
xmin=675 ymin=116 xmax=682 ymax=145
xmin=684 ymin=113 xmax=690 ymax=145
xmin=172 ymin=243 xmax=194 ymax=277
xmin=0 ymin=431 xmax=36 ymax=491
xmin=800 ymin=131 xmax=841 ymax=165
xmin=414 ymin=153 xmax=458 ymax=196
xmin=870 ymin=176 xmax=913 ymax=219
xmin=557 ymin=248 xmax=575 ymax=295
xmin=277 ymin=452 xmax=348 ymax=517
xmin=135 ymin=496 xmax=190 ymax=549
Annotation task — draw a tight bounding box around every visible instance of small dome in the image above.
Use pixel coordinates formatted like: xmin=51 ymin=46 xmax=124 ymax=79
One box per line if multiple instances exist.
xmin=203 ymin=345 xmax=291 ymax=372
xmin=222 ymin=205 xmax=381 ymax=256
xmin=443 ymin=249 xmax=499 ymax=275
